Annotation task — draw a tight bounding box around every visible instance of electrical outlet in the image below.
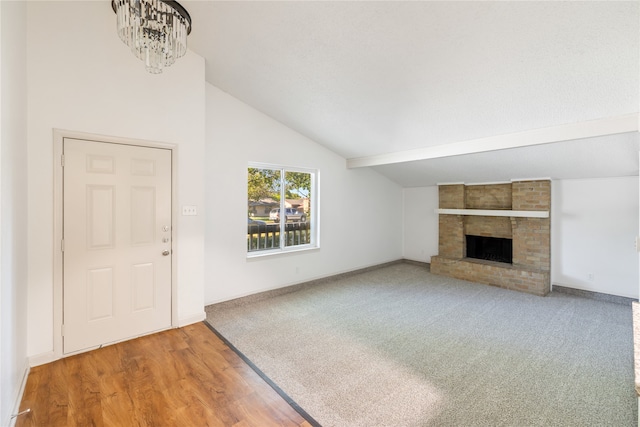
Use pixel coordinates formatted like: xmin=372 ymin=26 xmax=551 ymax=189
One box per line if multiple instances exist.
xmin=182 ymin=205 xmax=197 ymax=216
xmin=588 ymin=273 xmax=594 ymax=282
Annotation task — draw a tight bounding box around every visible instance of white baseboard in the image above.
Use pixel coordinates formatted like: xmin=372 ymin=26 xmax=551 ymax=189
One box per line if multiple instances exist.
xmin=28 ymin=315 xmax=208 ymax=367
xmin=28 ymin=350 xmax=57 ymax=367
xmin=205 ymin=258 xmax=404 ymax=306
xmin=552 ymin=282 xmax=638 ymax=300
xmin=177 ymin=312 xmax=206 ymax=327
xmin=6 ymin=361 xmax=30 ymax=427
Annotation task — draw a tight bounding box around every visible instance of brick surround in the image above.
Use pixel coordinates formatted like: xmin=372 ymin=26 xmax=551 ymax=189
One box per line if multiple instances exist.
xmin=431 ymin=180 xmax=551 ymax=296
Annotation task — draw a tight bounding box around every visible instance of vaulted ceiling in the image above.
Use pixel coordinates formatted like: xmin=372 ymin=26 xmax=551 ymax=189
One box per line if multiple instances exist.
xmin=184 ymin=1 xmax=639 ymax=187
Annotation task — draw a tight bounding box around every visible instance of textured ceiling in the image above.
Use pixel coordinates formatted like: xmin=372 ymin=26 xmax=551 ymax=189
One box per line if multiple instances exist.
xmin=373 ymin=132 xmax=639 ymax=187
xmin=184 ymin=1 xmax=639 ymax=186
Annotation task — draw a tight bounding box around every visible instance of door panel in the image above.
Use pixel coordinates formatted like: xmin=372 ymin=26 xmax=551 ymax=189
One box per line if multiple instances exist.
xmin=87 ymin=267 xmax=114 ymax=321
xmin=86 ymin=185 xmax=115 ymax=249
xmin=131 ymin=186 xmax=156 ymax=245
xmin=132 ymin=262 xmax=155 ymax=311
xmin=63 ymin=138 xmax=172 ymax=354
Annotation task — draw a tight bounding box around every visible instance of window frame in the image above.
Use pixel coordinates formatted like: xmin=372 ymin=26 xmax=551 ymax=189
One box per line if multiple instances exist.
xmin=247 ymin=162 xmax=319 ymax=258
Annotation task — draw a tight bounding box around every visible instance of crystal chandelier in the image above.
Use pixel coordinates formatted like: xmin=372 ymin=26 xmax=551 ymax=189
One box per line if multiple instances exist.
xmin=112 ymin=0 xmax=192 ymax=74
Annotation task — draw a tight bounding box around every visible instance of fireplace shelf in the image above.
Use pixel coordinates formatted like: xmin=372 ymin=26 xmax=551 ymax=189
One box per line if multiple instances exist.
xmin=436 ymin=208 xmax=549 ymax=218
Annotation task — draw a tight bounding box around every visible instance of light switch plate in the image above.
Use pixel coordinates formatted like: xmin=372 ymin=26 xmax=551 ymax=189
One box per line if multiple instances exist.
xmin=182 ymin=205 xmax=197 ymax=216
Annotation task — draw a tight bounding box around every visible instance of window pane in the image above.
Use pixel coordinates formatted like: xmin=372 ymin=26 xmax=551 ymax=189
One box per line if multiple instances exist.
xmin=284 ymin=171 xmax=312 ymax=247
xmin=247 ymin=165 xmax=316 ymax=254
xmin=247 ymin=167 xmax=282 ymax=252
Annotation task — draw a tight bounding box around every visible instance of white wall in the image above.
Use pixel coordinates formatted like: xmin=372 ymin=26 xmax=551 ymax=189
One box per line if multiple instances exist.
xmin=402 ymin=186 xmax=438 ymax=263
xmin=0 ymin=0 xmax=28 ymax=424
xmin=205 ymin=84 xmax=403 ymax=304
xmin=552 ymin=177 xmax=639 ymax=299
xmin=26 ymin=2 xmax=206 ymax=361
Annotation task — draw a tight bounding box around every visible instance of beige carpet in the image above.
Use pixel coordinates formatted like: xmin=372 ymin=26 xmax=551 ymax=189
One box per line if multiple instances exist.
xmin=206 ymin=263 xmax=636 ymax=426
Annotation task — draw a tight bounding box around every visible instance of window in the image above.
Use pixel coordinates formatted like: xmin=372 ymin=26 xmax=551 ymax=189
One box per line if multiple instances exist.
xmin=247 ymin=164 xmax=317 ymax=254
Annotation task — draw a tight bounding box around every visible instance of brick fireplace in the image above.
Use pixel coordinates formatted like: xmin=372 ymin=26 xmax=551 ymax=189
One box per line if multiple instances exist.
xmin=430 ymin=180 xmax=551 ymax=296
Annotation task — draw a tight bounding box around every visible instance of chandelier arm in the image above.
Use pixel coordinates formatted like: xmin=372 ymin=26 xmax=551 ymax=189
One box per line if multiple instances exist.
xmin=111 ymin=0 xmax=192 ymax=35
xmin=163 ymin=1 xmax=192 ymax=34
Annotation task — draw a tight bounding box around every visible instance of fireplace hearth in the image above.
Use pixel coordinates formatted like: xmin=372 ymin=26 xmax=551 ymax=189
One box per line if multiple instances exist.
xmin=466 ymin=235 xmax=512 ymax=264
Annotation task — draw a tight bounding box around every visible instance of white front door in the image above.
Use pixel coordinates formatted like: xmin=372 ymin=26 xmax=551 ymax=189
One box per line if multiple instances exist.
xmin=63 ymin=138 xmax=172 ymax=354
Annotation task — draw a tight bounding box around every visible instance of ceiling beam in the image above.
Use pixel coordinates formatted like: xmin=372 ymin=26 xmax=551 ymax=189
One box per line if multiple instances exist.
xmin=347 ymin=113 xmax=639 ymax=169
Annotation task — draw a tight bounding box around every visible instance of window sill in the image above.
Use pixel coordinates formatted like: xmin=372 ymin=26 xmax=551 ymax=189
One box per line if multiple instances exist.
xmin=246 ymin=245 xmax=320 ymax=260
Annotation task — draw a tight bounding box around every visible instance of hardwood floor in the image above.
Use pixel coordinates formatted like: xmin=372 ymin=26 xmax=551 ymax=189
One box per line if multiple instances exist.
xmin=16 ymin=323 xmax=314 ymax=427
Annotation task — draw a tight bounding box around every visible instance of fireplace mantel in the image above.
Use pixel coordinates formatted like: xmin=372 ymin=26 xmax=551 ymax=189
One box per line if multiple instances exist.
xmin=436 ymin=208 xmax=549 ymax=218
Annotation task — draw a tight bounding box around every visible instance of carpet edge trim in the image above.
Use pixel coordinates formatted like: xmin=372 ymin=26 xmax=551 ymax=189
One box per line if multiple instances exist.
xmin=202 ymin=321 xmax=322 ymax=427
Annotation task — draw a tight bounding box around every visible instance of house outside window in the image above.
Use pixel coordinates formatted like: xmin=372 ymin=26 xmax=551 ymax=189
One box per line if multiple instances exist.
xmin=247 ymin=164 xmax=318 ymax=255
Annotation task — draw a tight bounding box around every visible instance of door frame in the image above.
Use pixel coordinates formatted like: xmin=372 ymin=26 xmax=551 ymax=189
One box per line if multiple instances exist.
xmin=53 ymin=129 xmax=179 ymax=358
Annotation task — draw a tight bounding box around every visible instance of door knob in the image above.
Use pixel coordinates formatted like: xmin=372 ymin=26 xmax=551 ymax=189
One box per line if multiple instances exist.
xmin=162 ymin=250 xmax=170 ymax=256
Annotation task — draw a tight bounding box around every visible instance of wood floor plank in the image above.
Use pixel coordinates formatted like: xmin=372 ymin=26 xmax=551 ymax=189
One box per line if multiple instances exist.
xmin=100 ymin=371 xmax=140 ymax=426
xmin=48 ymin=358 xmax=70 ymax=426
xmin=16 ymin=322 xmax=314 ymax=427
xmin=65 ymin=354 xmax=104 ymax=427
xmin=17 ymin=366 xmax=46 ymax=426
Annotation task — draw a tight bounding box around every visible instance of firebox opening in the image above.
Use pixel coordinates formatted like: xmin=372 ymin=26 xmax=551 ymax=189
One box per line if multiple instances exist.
xmin=466 ymin=235 xmax=513 ymax=264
